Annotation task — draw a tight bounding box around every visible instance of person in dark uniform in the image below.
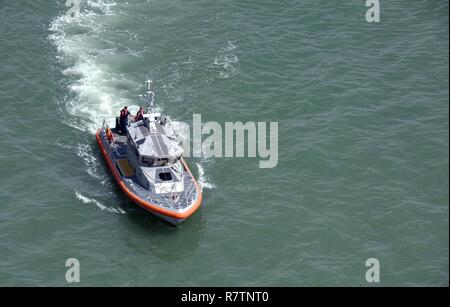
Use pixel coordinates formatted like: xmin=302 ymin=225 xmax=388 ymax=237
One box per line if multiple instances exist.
xmin=134 ymin=107 xmax=145 ymax=122
xmin=119 ymin=106 xmax=131 ymax=134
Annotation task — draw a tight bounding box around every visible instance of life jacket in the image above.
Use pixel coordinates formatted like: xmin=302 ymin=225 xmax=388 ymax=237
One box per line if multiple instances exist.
xmin=120 ymin=109 xmax=128 ymax=120
xmin=135 ymin=112 xmax=143 ymax=121
xmin=106 ymin=128 xmax=114 ymax=141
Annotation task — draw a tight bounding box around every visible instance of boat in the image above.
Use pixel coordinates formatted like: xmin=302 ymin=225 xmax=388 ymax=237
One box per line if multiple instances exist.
xmin=96 ymin=80 xmax=202 ymax=225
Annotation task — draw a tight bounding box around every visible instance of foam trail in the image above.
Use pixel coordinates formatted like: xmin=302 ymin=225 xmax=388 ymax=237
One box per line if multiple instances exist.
xmin=196 ymin=163 xmax=215 ymax=190
xmin=75 ymin=143 xmax=108 ymax=184
xmin=49 ymin=0 xmax=136 ymax=134
xmin=75 ymin=191 xmax=126 ymax=214
xmin=213 ymin=41 xmax=239 ymax=79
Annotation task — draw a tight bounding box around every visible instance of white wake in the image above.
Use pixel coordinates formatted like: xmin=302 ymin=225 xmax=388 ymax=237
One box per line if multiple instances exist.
xmin=75 ymin=191 xmax=126 ymax=214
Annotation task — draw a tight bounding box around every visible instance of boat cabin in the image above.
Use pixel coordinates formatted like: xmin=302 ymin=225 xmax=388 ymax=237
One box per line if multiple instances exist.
xmin=126 ymin=113 xmax=183 ymax=167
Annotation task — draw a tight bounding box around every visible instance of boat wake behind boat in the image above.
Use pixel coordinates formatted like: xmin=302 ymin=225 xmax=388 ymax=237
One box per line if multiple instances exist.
xmin=96 ymin=81 xmax=202 ymax=225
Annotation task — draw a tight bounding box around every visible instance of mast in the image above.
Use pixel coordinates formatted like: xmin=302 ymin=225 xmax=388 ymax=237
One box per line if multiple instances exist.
xmin=140 ymin=80 xmax=155 ymax=113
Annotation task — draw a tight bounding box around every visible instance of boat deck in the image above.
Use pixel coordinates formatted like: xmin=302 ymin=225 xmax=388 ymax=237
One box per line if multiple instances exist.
xmin=102 ymin=128 xmax=198 ymax=211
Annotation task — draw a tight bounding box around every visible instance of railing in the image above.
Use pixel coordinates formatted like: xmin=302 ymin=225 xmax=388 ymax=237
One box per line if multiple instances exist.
xmin=170 ymin=162 xmax=183 ymax=180
xmin=176 ymin=181 xmax=196 ymax=209
xmin=149 ymin=179 xmax=196 ymax=210
xmin=146 ymin=194 xmax=172 ymax=208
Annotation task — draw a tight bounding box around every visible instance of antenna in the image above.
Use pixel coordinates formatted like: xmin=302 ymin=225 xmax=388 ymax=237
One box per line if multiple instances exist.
xmin=142 ymin=80 xmax=155 ymax=112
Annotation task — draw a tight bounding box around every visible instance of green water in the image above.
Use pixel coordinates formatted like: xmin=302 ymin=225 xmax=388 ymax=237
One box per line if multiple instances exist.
xmin=0 ymin=0 xmax=448 ymax=286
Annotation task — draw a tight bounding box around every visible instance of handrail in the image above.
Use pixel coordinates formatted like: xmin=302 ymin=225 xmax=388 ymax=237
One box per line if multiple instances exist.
xmin=177 ymin=181 xmax=196 ymax=208
xmin=152 ymin=179 xmax=195 ymax=209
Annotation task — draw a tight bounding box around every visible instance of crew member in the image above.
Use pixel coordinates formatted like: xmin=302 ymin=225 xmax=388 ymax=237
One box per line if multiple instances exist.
xmin=119 ymin=106 xmax=131 ymax=134
xmin=135 ymin=107 xmax=145 ymax=122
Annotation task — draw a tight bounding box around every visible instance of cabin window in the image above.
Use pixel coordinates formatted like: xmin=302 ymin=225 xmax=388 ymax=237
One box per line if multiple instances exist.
xmin=142 ymin=157 xmax=154 ymax=165
xmin=159 ymin=158 xmax=169 ymax=166
xmin=159 ymin=172 xmax=172 ymax=181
